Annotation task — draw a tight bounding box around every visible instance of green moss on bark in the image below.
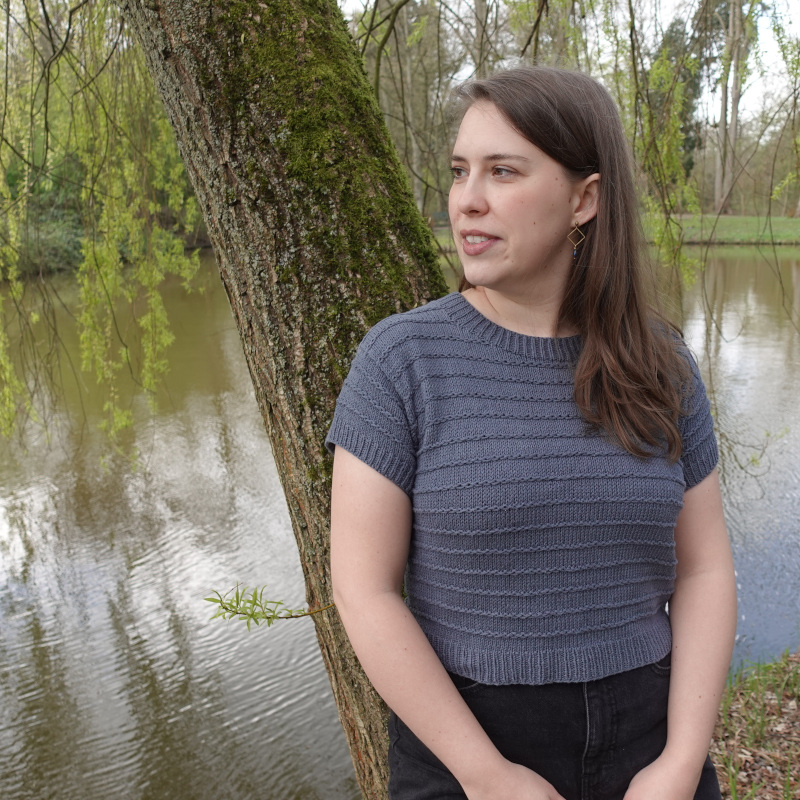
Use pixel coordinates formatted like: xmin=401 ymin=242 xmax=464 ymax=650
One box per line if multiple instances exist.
xmin=190 ymin=0 xmax=448 ymax=440
xmin=199 ymin=0 xmax=445 ymax=304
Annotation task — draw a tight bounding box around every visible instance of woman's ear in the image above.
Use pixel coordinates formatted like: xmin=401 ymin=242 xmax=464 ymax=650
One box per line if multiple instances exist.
xmin=574 ymin=172 xmax=600 ymax=225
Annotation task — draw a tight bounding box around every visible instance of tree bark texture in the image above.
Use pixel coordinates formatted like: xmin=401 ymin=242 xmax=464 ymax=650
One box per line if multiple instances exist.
xmin=116 ymin=1 xmax=448 ymax=796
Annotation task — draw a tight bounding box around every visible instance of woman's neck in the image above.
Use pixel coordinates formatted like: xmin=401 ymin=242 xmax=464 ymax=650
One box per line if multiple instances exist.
xmin=461 ymin=286 xmax=578 ymax=338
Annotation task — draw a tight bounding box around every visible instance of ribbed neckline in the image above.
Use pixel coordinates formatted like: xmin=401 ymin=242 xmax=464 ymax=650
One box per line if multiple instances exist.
xmin=441 ymin=292 xmax=583 ymax=362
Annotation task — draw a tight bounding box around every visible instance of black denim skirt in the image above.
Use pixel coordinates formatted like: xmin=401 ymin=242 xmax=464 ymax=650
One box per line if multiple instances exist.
xmin=388 ymin=654 xmax=721 ymax=800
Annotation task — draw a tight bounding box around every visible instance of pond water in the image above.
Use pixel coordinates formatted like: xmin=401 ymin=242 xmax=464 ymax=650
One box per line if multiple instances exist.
xmin=680 ymin=246 xmax=800 ymax=663
xmin=0 ymin=257 xmax=360 ymax=800
xmin=0 ymin=246 xmax=798 ymax=800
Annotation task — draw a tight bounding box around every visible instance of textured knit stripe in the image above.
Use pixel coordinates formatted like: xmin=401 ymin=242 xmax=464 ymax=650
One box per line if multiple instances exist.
xmin=326 ymin=292 xmax=719 ymax=686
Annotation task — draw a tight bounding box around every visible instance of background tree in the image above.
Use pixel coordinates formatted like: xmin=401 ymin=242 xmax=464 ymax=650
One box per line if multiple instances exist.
xmin=771 ymin=7 xmax=800 ymax=218
xmin=691 ymin=0 xmax=762 ymax=215
xmin=650 ymin=18 xmax=704 ymax=188
xmin=356 ymin=0 xmax=462 ymax=219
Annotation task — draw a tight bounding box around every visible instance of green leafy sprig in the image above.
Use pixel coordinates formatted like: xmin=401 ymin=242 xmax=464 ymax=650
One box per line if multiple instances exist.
xmin=205 ymin=585 xmax=334 ymax=631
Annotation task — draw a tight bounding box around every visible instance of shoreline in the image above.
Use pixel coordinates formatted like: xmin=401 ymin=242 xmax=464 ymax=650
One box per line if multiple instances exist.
xmin=714 ymin=649 xmax=800 ymax=798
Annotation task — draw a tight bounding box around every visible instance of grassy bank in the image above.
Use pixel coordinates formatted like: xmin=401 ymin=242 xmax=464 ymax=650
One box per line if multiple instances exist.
xmin=647 ymin=215 xmax=800 ymax=246
xmin=437 ymin=216 xmax=800 ymax=247
xmin=713 ymin=650 xmax=800 ymax=799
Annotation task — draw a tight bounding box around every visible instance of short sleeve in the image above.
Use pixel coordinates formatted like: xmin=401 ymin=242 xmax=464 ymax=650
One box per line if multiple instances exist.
xmin=678 ymin=350 xmax=719 ymax=489
xmin=325 ymin=339 xmax=417 ymax=495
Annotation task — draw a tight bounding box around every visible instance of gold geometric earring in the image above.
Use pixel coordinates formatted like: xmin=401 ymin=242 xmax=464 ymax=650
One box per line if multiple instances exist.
xmin=567 ymin=224 xmax=585 ymax=261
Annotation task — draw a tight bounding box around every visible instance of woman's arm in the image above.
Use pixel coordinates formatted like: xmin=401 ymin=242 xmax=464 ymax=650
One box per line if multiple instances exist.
xmin=330 ymin=446 xmax=565 ymax=800
xmin=624 ymin=468 xmax=737 ymax=800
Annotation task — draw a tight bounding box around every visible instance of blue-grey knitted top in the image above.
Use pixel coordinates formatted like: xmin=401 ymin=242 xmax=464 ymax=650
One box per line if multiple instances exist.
xmin=326 ymin=292 xmax=718 ymax=685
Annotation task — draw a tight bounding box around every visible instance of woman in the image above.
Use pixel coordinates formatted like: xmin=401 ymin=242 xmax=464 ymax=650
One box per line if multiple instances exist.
xmin=326 ymin=67 xmax=736 ymax=800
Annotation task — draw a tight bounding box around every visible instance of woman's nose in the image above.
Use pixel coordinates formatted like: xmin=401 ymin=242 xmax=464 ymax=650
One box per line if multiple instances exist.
xmin=455 ymin=176 xmax=489 ymax=215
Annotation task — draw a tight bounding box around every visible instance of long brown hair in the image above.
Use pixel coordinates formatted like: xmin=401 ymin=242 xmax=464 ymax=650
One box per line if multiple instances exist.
xmin=453 ymin=66 xmax=690 ymax=461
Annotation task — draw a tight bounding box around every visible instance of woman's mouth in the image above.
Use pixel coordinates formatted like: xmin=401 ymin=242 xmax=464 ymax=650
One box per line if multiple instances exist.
xmin=461 ymin=232 xmax=497 ymax=256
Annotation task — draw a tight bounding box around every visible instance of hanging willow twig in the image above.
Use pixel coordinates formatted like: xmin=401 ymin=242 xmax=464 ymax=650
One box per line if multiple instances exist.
xmin=205 ymin=584 xmax=335 ymax=631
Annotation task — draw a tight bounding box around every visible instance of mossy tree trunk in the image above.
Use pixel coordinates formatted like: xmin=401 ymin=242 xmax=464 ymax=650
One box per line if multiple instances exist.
xmin=115 ymin=1 xmax=448 ymax=796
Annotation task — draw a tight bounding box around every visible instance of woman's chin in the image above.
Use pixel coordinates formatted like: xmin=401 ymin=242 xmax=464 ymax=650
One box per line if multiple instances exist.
xmin=460 ymin=265 xmax=497 ymax=291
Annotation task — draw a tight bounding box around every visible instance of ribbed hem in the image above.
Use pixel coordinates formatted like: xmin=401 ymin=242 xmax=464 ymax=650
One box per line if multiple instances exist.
xmin=441 ymin=292 xmax=583 ymax=363
xmin=325 ymin=422 xmax=416 ymax=496
xmin=424 ymin=613 xmax=673 ymax=686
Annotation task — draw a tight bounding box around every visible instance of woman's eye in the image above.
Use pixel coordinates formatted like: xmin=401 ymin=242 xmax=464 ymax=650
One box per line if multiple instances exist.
xmin=450 ymin=166 xmax=466 ymax=179
xmin=493 ymin=166 xmax=513 ymax=177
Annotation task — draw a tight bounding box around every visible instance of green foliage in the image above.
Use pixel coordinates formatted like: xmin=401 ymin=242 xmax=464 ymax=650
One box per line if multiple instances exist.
xmin=0 ymin=307 xmax=26 ymax=437
xmin=0 ymin=130 xmax=29 ymax=434
xmin=613 ymin=13 xmax=701 ymax=277
xmin=0 ymin=1 xmax=200 ymax=440
xmin=406 ymin=13 xmax=427 ymax=47
xmin=205 ymin=585 xmax=334 ymax=631
xmin=72 ymin=9 xmax=201 ymax=438
xmin=771 ymin=9 xmax=800 ymax=216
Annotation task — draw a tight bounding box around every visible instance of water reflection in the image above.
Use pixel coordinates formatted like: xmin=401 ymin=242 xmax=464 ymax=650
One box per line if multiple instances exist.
xmin=682 ymin=247 xmax=800 ymax=663
xmin=0 ymin=257 xmax=359 ymax=800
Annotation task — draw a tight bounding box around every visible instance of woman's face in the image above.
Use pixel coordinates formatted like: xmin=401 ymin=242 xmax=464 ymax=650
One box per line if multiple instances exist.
xmin=449 ymin=101 xmax=597 ymax=302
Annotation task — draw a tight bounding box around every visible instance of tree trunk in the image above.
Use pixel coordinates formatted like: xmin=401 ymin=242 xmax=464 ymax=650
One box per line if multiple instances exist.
xmin=722 ymin=0 xmax=744 ymax=214
xmin=715 ymin=0 xmax=750 ymax=215
xmin=115 ymin=1 xmax=448 ymax=797
xmin=473 ymin=0 xmax=490 ymax=78
xmin=714 ymin=10 xmax=732 ymax=215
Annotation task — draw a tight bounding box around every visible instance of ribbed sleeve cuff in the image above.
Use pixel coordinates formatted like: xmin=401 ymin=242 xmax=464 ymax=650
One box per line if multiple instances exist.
xmin=682 ymin=430 xmax=719 ymax=489
xmin=326 ymin=421 xmax=416 ymax=496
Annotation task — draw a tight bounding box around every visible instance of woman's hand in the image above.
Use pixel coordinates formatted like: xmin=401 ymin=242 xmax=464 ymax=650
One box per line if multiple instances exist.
xmin=622 ymin=754 xmax=700 ymax=800
xmin=461 ymin=759 xmax=567 ymax=800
